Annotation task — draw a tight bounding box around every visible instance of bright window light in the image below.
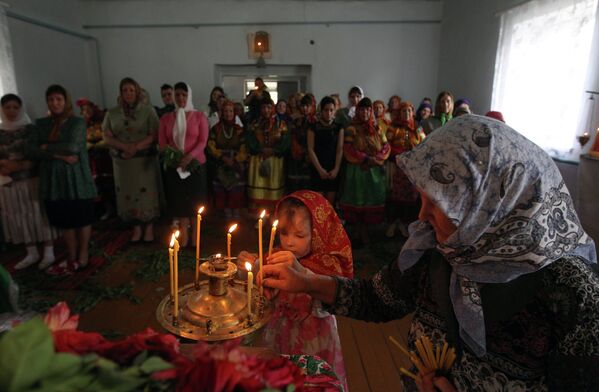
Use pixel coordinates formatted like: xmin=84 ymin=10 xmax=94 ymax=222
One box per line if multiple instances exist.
xmin=492 ymin=0 xmax=597 ymax=158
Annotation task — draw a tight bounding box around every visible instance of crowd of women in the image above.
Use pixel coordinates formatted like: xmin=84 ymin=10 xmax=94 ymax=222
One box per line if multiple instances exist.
xmin=0 ymin=76 xmax=498 ymax=274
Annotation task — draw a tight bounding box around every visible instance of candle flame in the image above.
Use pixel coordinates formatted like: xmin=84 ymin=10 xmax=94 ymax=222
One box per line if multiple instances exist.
xmin=198 ymin=206 xmax=205 ymax=214
xmin=228 ymin=223 xmax=238 ymax=233
xmin=215 ymin=253 xmax=222 ymax=258
xmin=260 ymin=210 xmax=266 ymax=219
xmin=272 ymin=219 xmax=279 ymax=228
xmin=169 ymin=234 xmax=175 ymax=248
xmin=174 ymin=230 xmax=180 ymax=238
xmin=245 ymin=261 xmax=252 ymax=271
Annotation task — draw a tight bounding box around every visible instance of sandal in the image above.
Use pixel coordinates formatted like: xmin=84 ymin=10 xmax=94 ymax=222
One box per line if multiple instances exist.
xmin=46 ymin=260 xmax=82 ymax=276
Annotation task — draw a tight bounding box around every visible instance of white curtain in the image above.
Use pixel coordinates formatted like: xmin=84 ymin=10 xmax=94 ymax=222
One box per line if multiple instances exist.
xmin=0 ymin=5 xmax=17 ymax=96
xmin=491 ymin=0 xmax=598 ymax=159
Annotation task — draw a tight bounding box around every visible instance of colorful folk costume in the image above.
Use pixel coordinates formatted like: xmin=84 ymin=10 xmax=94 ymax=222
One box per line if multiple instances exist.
xmin=246 ymin=114 xmax=290 ymax=211
xmin=340 ymin=113 xmax=390 ymax=224
xmin=386 ymin=102 xmax=426 ymax=225
xmin=265 ymin=190 xmax=354 ymax=391
xmin=158 ymin=84 xmax=209 ymax=217
xmin=206 ymin=102 xmax=248 ymax=212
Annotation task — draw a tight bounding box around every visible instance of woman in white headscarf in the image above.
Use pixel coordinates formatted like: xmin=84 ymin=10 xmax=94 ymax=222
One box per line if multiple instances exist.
xmin=158 ymin=82 xmax=208 ymax=247
xmin=259 ymin=115 xmax=599 ymax=391
xmin=0 ymin=93 xmax=58 ymax=269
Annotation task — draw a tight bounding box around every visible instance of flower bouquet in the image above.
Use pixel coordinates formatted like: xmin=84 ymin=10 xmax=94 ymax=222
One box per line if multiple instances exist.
xmin=0 ymin=302 xmax=344 ymax=392
xmin=160 ymin=146 xmax=201 ymax=173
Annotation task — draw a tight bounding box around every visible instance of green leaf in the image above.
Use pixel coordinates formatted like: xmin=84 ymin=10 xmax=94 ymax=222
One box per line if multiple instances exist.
xmin=139 ymin=356 xmax=173 ymax=374
xmin=132 ymin=350 xmax=149 ymax=366
xmin=0 ymin=318 xmax=54 ymax=392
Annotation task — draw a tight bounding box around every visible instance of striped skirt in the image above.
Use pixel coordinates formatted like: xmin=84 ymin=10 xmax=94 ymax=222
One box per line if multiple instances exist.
xmin=0 ymin=177 xmax=58 ymax=244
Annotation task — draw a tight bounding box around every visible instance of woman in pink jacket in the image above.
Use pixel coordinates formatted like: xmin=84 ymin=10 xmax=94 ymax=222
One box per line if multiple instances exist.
xmin=159 ymin=82 xmax=208 ymax=247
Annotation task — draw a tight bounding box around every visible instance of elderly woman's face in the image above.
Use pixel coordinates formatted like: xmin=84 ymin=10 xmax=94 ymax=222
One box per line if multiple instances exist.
xmin=418 ymin=189 xmax=457 ymax=243
xmin=222 ymin=105 xmax=235 ymax=122
xmin=2 ymin=100 xmax=21 ymax=122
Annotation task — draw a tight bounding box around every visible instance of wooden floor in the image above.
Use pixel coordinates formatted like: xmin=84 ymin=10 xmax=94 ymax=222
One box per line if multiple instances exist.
xmin=337 ymin=314 xmax=413 ymax=392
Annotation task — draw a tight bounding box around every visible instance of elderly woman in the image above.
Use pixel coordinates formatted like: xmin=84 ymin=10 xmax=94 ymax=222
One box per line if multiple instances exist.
xmin=102 ymin=77 xmax=161 ymax=243
xmin=28 ymin=85 xmax=96 ymax=274
xmin=159 ymin=82 xmax=208 ymax=246
xmin=0 ymin=94 xmax=57 ymax=270
xmin=261 ymin=115 xmax=599 ymax=391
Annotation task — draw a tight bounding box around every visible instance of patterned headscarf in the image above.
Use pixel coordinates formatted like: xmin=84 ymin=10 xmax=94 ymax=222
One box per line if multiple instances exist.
xmin=396 ymin=114 xmax=596 ymax=357
xmin=276 ymin=190 xmax=353 ymax=278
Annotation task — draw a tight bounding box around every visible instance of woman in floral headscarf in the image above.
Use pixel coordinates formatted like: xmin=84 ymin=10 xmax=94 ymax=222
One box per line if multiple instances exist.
xmin=102 ymin=77 xmax=161 ymax=243
xmin=262 ymin=115 xmax=599 ymax=391
xmin=339 ymin=97 xmax=390 ymax=246
xmin=206 ymin=99 xmax=247 ymax=219
xmin=240 ymin=190 xmax=353 ymax=390
xmin=385 ymin=101 xmax=426 ymax=238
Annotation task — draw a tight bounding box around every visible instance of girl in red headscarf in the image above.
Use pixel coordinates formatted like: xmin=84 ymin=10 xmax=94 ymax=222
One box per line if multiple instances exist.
xmin=239 ymin=190 xmax=353 ymax=389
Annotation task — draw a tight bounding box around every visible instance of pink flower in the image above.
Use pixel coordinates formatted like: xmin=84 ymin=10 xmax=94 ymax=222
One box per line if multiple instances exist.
xmin=53 ymin=329 xmax=107 ymax=355
xmin=44 ymin=301 xmax=79 ymax=331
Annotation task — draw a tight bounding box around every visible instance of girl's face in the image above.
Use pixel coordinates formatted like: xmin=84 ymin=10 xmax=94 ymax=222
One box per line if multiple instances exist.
xmin=2 ymin=101 xmax=21 ymax=122
xmin=420 ymin=107 xmax=432 ymax=120
xmin=211 ymin=89 xmax=223 ymax=103
xmin=418 ymin=189 xmax=457 ymax=243
xmin=80 ymin=104 xmax=92 ymax=121
xmin=373 ymin=103 xmax=385 ymax=119
xmin=356 ymin=106 xmax=372 ymax=122
xmin=348 ymin=92 xmax=361 ymax=107
xmin=260 ymin=103 xmax=272 ymax=118
xmin=161 ymin=88 xmax=174 ymax=105
xmin=438 ymin=95 xmax=452 ymax=114
xmin=276 ymin=101 xmax=287 ymax=115
xmin=400 ymin=106 xmax=413 ymax=122
xmin=175 ymin=88 xmax=188 ymax=108
xmin=390 ymin=97 xmax=401 ymax=111
xmin=321 ymin=103 xmax=335 ymax=122
xmin=278 ymin=208 xmax=312 ymax=259
xmin=222 ymin=105 xmax=235 ymax=122
xmin=300 ymin=103 xmax=310 ymax=116
xmin=47 ymin=93 xmax=66 ymax=116
xmin=121 ymin=84 xmax=137 ymax=105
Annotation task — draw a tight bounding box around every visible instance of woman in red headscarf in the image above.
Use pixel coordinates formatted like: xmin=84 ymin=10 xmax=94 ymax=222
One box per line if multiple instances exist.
xmin=239 ymin=190 xmax=353 ymax=389
xmin=385 ymin=101 xmax=426 ymax=238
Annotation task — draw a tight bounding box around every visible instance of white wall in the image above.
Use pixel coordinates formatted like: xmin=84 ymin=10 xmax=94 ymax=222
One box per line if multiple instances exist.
xmin=4 ymin=0 xmax=103 ymax=118
xmin=79 ymin=0 xmax=443 ymax=109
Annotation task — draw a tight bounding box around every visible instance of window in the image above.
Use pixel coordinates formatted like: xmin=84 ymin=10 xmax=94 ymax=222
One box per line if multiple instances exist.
xmin=491 ymin=0 xmax=597 ymax=157
xmin=0 ymin=6 xmax=17 ymax=96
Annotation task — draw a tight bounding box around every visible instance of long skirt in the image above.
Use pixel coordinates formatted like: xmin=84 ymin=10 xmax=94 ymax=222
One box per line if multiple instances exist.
xmin=163 ymin=166 xmax=207 ymax=217
xmin=0 ymin=177 xmax=58 ymax=244
xmin=113 ymin=155 xmax=162 ymax=223
xmin=247 ymin=155 xmax=285 ymax=212
xmin=213 ymin=161 xmax=246 ymax=210
xmin=45 ymin=199 xmax=95 ymax=229
xmin=340 ymin=163 xmax=386 ymax=224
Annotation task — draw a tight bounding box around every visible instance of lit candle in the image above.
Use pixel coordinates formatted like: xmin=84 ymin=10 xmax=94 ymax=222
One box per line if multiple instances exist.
xmin=169 ymin=235 xmax=175 ymax=301
xmin=585 ymin=132 xmax=590 ymax=137
xmin=173 ymin=230 xmax=180 ymax=325
xmin=227 ymin=223 xmax=238 ymax=264
xmin=268 ymin=219 xmax=279 ymax=258
xmin=258 ymin=210 xmax=266 ymax=296
xmin=195 ymin=206 xmax=205 ymax=289
xmin=245 ymin=261 xmax=253 ymax=316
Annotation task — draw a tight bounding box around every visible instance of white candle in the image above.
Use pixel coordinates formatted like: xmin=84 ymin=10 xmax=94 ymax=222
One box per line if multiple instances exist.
xmin=195 ymin=206 xmax=204 ymax=288
xmin=227 ymin=223 xmax=238 ymax=264
xmin=245 ymin=261 xmax=253 ymax=316
xmin=169 ymin=236 xmax=175 ymax=301
xmin=258 ymin=210 xmax=266 ymax=296
xmin=268 ymin=219 xmax=279 ymax=258
xmin=173 ymin=230 xmax=180 ymax=325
